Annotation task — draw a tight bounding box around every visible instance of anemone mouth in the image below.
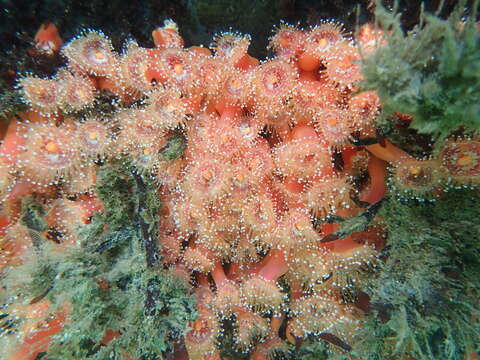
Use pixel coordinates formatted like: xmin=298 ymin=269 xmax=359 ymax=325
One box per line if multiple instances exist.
xmin=314 ymin=108 xmax=352 ymax=148
xmin=146 ymin=88 xmax=187 ymax=128
xmin=404 ymin=166 xmax=433 ymax=187
xmin=116 ymin=109 xmax=167 ymax=153
xmin=223 ymin=71 xmax=251 ymax=104
xmin=156 ymin=49 xmax=196 ymax=90
xmin=84 ymin=40 xmax=110 ymax=65
xmin=263 ymin=68 xmax=284 ymax=92
xmin=58 ymin=74 xmax=96 ymax=111
xmin=243 ymin=194 xmax=277 ymax=234
xmin=348 ymin=91 xmax=380 ymax=126
xmin=77 ymin=119 xmax=112 ymax=158
xmin=181 ymin=160 xmax=230 ymax=202
xmin=274 ymin=208 xmax=319 ymax=249
xmin=268 ymin=23 xmax=303 ymax=54
xmin=255 ymin=60 xmax=297 ymax=98
xmin=275 ymin=30 xmax=296 ymax=48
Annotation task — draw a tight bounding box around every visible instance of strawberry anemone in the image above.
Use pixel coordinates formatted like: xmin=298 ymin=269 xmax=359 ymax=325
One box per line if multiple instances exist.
xmin=184 ymin=306 xmax=220 ymax=360
xmin=251 ymin=59 xmax=298 ymax=122
xmin=273 ymin=125 xmax=332 ymax=180
xmin=299 ymin=22 xmax=345 ymax=71
xmin=62 ymin=30 xmax=119 ymax=77
xmin=268 ymin=22 xmax=305 ymax=60
xmin=18 ymin=77 xmax=60 ymax=115
xmin=240 ymin=249 xmax=289 ymax=313
xmin=389 ymin=158 xmax=443 ymax=200
xmin=56 ymin=71 xmax=96 ymax=112
xmin=152 ymin=19 xmax=184 ymax=49
xmin=75 ymin=118 xmax=113 ymax=160
xmin=211 ymin=32 xmax=252 ymax=66
xmin=120 ymin=42 xmax=157 ymax=93
xmin=440 ymin=138 xmax=480 ymax=186
xmin=17 ymin=122 xmax=81 ymax=186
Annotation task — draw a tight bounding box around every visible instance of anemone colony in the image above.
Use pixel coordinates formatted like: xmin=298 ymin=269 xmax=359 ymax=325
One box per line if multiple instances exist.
xmin=0 ymin=15 xmax=479 ymax=360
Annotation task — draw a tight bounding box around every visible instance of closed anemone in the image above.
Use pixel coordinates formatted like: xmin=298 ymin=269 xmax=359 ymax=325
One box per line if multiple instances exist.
xmin=46 ymin=198 xmax=91 ymax=244
xmin=348 ymin=91 xmax=380 ymax=128
xmin=240 ymin=277 xmax=284 ymax=313
xmin=304 ymin=175 xmax=353 ymax=217
xmin=235 ymin=308 xmax=269 ymax=351
xmin=325 ymin=42 xmax=362 ymax=86
xmin=61 ymin=164 xmax=97 ymax=195
xmin=289 ymin=294 xmax=354 ymax=337
xmin=0 ymin=223 xmax=31 ymax=271
xmin=152 ymin=19 xmax=184 ymax=49
xmin=287 ymin=247 xmax=332 ymax=286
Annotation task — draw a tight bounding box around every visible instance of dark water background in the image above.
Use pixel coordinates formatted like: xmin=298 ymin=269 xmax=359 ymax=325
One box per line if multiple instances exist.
xmin=0 ymin=0 xmax=462 ymax=83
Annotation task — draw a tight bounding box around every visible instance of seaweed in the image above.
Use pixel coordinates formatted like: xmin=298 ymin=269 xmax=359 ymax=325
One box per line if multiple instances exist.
xmin=352 ymin=189 xmax=480 ymax=360
xmin=8 ymin=161 xmax=196 ymax=359
xmin=361 ymin=0 xmax=480 ymax=146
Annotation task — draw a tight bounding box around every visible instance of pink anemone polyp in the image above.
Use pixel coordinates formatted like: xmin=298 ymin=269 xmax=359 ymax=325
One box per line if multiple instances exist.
xmin=63 ymin=31 xmax=118 ymax=76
